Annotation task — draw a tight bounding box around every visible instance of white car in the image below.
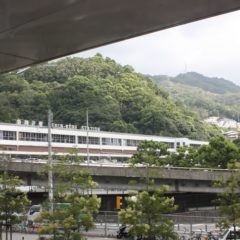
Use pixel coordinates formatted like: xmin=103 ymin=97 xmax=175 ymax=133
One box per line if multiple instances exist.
xmin=27 ymin=205 xmax=42 ymax=226
xmin=219 ymin=227 xmax=240 ymax=240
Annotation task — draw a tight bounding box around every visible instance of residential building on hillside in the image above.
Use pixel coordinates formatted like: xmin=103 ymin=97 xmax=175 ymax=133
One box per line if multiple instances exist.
xmin=204 ymin=117 xmax=240 ymax=129
xmin=223 ymin=130 xmax=239 ymax=141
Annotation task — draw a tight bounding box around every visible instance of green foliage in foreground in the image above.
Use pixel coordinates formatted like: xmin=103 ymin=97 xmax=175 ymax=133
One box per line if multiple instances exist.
xmin=0 ymin=157 xmax=30 ymax=228
xmin=215 ymin=173 xmax=240 ymax=230
xmin=0 ymin=173 xmax=30 ymax=225
xmin=214 ymin=166 xmax=240 ymax=238
xmin=119 ymin=186 xmax=178 ymax=240
xmin=0 ymin=55 xmax=219 ymax=140
xmin=37 ymin=157 xmax=101 ymax=240
xmin=126 ymin=143 xmax=178 ymax=239
xmin=38 ymin=194 xmax=100 ymax=240
xmin=129 ymin=141 xmax=169 ymax=190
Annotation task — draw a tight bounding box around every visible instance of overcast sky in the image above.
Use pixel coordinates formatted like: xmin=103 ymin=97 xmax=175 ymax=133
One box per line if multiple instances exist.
xmin=75 ymin=10 xmax=240 ymax=85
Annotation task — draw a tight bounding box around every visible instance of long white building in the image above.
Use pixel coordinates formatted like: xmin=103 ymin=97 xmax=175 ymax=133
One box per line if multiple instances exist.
xmin=0 ymin=120 xmax=208 ymax=161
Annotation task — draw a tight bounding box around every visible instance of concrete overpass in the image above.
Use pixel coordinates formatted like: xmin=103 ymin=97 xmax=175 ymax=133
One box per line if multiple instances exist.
xmin=7 ymin=160 xmax=234 ymax=194
xmin=1 ymin=0 xmax=240 ymax=73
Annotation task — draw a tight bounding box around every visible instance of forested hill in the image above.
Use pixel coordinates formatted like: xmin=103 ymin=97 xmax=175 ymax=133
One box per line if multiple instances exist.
xmin=153 ymin=72 xmax=240 ymax=94
xmin=0 ymin=55 xmax=218 ymax=140
xmin=151 ymin=73 xmax=240 ymax=121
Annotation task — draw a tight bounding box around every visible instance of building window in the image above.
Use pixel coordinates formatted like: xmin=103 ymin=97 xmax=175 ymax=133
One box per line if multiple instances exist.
xmin=163 ymin=142 xmax=175 ymax=149
xmin=89 ymin=137 xmax=100 ymax=145
xmin=126 ymin=139 xmax=139 ymax=146
xmin=19 ymin=132 xmax=47 ymax=142
xmin=0 ymin=131 xmax=16 ymax=140
xmin=78 ymin=136 xmax=86 ymax=144
xmin=52 ymin=134 xmax=75 ymax=143
xmin=78 ymin=136 xmax=100 ymax=145
xmin=190 ymin=144 xmax=201 ymax=149
xmin=102 ymin=138 xmax=121 ymax=146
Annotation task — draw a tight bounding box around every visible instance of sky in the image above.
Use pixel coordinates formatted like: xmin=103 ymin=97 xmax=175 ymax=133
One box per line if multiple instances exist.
xmin=75 ymin=10 xmax=240 ymax=86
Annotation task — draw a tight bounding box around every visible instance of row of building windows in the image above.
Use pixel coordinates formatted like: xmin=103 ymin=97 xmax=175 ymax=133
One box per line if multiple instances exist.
xmin=19 ymin=132 xmax=47 ymax=142
xmin=0 ymin=130 xmax=181 ymax=148
xmin=78 ymin=136 xmax=100 ymax=145
xmin=102 ymin=138 xmax=121 ymax=146
xmin=0 ymin=131 xmax=17 ymax=140
xmin=52 ymin=134 xmax=75 ymax=143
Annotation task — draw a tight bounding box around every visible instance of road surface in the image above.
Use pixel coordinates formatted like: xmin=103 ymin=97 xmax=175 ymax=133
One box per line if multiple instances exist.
xmin=2 ymin=233 xmax=116 ymax=240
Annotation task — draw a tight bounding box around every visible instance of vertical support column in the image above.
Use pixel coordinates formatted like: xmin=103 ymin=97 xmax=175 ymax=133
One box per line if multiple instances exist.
xmin=5 ymin=223 xmax=8 ymax=240
xmin=0 ymin=223 xmax=2 ymax=240
xmin=174 ymin=140 xmax=177 ymax=152
xmin=104 ymin=212 xmax=107 ymax=237
xmin=86 ymin=108 xmax=90 ymax=164
xmin=75 ymin=135 xmax=78 ymax=147
xmin=190 ymin=223 xmax=193 ymax=239
xmin=9 ymin=225 xmax=12 ymax=240
xmin=27 ymin=173 xmax=31 ymax=186
xmin=48 ymin=109 xmax=53 ymax=212
xmin=99 ymin=136 xmax=102 ymax=161
xmin=16 ymin=131 xmax=19 ymax=152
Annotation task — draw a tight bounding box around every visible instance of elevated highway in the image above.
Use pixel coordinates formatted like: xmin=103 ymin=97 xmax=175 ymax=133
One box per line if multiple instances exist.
xmin=5 ymin=160 xmax=235 ymax=210
xmin=6 ymin=160 xmax=234 ymax=193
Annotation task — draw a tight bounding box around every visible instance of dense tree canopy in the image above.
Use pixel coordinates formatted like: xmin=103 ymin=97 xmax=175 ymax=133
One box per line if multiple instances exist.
xmin=0 ymin=55 xmax=220 ymax=139
xmin=130 ymin=140 xmax=169 ymax=167
xmin=195 ymin=136 xmax=240 ymax=168
xmin=134 ymin=137 xmax=240 ymax=169
xmin=167 ymin=146 xmax=198 ymax=167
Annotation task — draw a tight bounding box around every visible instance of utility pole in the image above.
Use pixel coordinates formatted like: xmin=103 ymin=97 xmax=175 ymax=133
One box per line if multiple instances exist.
xmin=48 ymin=109 xmax=54 ymax=212
xmin=86 ymin=108 xmax=90 ymax=164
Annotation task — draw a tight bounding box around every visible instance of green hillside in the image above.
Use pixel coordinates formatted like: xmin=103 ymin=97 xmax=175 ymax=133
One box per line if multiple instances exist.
xmin=0 ymin=55 xmax=218 ymax=140
xmin=154 ymin=72 xmax=240 ymax=94
xmin=151 ymin=73 xmax=240 ymax=121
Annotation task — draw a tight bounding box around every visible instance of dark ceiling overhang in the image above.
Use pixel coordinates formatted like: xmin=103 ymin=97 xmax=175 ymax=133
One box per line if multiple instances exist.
xmin=1 ymin=0 xmax=240 ymax=73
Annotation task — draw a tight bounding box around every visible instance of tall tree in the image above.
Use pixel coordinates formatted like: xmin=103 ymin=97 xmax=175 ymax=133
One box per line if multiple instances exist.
xmin=119 ymin=186 xmax=178 ymax=240
xmin=0 ymin=156 xmax=30 ymax=240
xmin=37 ymin=156 xmax=101 ymax=240
xmin=129 ymin=140 xmax=169 ymax=190
xmin=123 ymin=141 xmax=178 ymax=239
xmin=215 ymin=172 xmax=240 ymax=240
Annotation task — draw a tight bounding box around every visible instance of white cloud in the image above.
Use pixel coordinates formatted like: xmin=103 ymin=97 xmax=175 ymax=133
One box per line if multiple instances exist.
xmin=76 ymin=10 xmax=240 ymax=85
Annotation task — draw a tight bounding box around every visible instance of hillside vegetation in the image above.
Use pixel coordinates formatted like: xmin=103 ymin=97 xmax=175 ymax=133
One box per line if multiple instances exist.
xmin=0 ymin=55 xmax=218 ymax=140
xmin=152 ymin=72 xmax=240 ymax=121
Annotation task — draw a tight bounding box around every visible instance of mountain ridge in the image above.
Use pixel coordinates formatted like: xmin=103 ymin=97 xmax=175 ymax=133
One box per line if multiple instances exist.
xmin=152 ymin=72 xmax=240 ymax=94
xmin=151 ymin=72 xmax=240 ymax=122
